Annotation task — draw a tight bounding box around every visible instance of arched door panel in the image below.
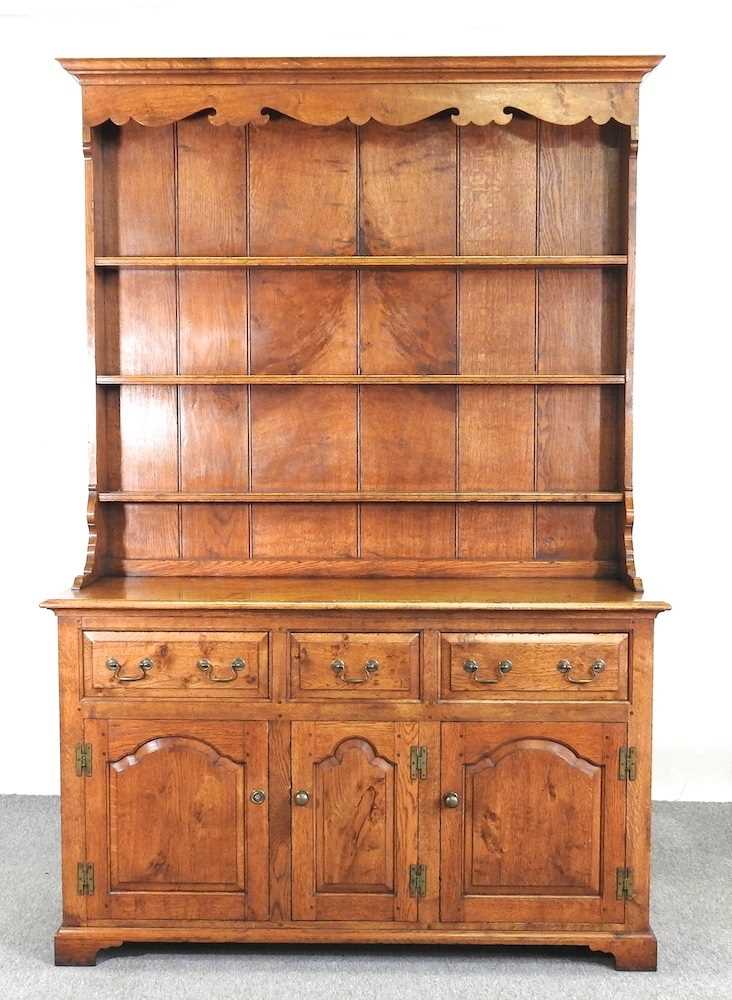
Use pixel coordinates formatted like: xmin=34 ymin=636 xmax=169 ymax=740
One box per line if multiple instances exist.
xmin=292 ymin=722 xmax=418 ymax=921
xmin=84 ymin=719 xmax=268 ymax=921
xmin=441 ymin=722 xmax=626 ymax=924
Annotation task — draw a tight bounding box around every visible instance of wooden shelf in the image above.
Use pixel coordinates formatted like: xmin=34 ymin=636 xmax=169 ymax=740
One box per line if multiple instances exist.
xmin=95 ymin=255 xmax=628 ymax=269
xmin=98 ymin=491 xmax=624 ymax=504
xmin=97 ymin=374 xmax=626 ymax=386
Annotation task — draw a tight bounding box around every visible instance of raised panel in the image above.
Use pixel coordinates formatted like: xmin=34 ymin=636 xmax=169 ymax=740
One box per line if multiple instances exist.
xmin=440 ymin=632 xmax=628 ymax=701
xmin=440 ymin=722 xmax=626 ymax=923
xmin=109 ymin=737 xmax=245 ymax=891
xmin=85 ymin=720 xmax=268 ymax=921
xmin=290 ymin=632 xmax=420 ymax=700
xmin=84 ymin=630 xmax=270 ymax=699
xmin=291 ymin=722 xmax=418 ymax=921
xmin=315 ymin=739 xmax=395 ymax=893
xmin=464 ymin=740 xmax=601 ymax=895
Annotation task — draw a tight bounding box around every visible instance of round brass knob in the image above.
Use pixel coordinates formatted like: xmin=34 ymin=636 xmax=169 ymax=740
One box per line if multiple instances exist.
xmin=250 ymin=789 xmax=266 ymax=805
xmin=443 ymin=791 xmax=460 ymax=809
xmin=293 ymin=790 xmax=310 ymax=806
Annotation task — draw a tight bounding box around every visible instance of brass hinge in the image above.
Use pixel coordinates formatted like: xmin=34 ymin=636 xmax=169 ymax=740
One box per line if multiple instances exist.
xmin=616 ymin=867 xmax=633 ymax=900
xmin=409 ymin=863 xmax=427 ymax=898
xmin=618 ymin=746 xmax=637 ymax=781
xmin=77 ymin=862 xmax=95 ymax=896
xmin=410 ymin=746 xmax=428 ymax=781
xmin=75 ymin=742 xmax=92 ymax=777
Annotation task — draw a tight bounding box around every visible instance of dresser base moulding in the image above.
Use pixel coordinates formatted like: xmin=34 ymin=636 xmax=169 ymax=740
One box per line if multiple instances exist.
xmin=54 ymin=925 xmax=657 ymax=971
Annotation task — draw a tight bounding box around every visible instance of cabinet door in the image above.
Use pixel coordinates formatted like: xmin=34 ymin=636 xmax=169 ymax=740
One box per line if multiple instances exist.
xmin=440 ymin=722 xmax=626 ymax=924
xmin=84 ymin=720 xmax=268 ymax=921
xmin=292 ymin=722 xmax=418 ymax=921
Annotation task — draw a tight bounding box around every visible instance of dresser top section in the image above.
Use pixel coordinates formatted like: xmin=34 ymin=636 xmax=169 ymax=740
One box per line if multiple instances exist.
xmin=42 ymin=578 xmax=670 ymax=613
xmin=59 ymin=56 xmax=664 ymax=84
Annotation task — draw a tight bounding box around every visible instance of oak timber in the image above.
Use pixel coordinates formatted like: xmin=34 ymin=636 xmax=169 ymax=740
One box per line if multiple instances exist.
xmin=47 ymin=55 xmax=666 ymax=971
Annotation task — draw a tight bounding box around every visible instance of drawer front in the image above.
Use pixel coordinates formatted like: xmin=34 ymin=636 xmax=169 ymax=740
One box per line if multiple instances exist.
xmin=290 ymin=632 xmax=420 ymax=700
xmin=440 ymin=633 xmax=628 ymax=700
xmin=84 ymin=631 xmax=269 ymax=698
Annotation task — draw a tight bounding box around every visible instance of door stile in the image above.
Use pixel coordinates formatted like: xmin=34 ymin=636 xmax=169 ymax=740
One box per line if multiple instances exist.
xmin=417 ymin=721 xmax=441 ymax=924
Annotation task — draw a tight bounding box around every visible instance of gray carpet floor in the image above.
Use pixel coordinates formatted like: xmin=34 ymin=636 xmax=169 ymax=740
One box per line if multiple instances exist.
xmin=0 ymin=798 xmax=729 ymax=1000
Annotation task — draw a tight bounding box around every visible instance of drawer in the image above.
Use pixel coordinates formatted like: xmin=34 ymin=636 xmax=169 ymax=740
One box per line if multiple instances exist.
xmin=83 ymin=631 xmax=269 ymax=698
xmin=440 ymin=633 xmax=628 ymax=700
xmin=290 ymin=632 xmax=420 ymax=700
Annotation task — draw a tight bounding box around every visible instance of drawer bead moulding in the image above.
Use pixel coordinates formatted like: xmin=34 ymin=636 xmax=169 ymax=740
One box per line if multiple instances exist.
xmin=44 ymin=55 xmax=668 ymax=970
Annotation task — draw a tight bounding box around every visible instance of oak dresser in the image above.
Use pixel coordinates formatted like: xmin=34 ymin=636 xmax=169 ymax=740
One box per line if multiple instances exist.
xmin=44 ymin=56 xmax=669 ymax=970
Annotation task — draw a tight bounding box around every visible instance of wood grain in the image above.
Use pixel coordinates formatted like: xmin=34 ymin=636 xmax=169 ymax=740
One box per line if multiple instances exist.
xmin=98 ymin=374 xmax=626 ymax=385
xmin=539 ymin=121 xmax=625 ymax=255
xmin=359 ymin=118 xmax=456 ymax=255
xmin=290 ymin=632 xmax=420 ymax=701
xmin=250 ymin=118 xmax=356 ymax=256
xmin=96 ymin=254 xmax=627 ymax=267
xmin=98 ymin=492 xmax=624 ymax=503
xmin=251 ymin=387 xmax=357 ymax=492
xmin=250 ymin=271 xmax=357 ymax=374
xmin=537 ymin=387 xmax=620 ymax=491
xmin=360 ymin=271 xmax=457 ymax=375
xmin=43 ymin=577 xmax=670 ymax=612
xmin=83 ymin=629 xmax=269 ymax=698
xmin=458 ymin=387 xmax=535 ymax=491
xmin=360 ymin=387 xmax=456 ymax=491
xmin=291 ymin=722 xmax=418 ymax=921
xmin=460 ymin=117 xmax=537 ymax=255
xmin=440 ymin=721 xmax=626 ymax=923
xmin=252 ymin=504 xmax=358 ymax=559
xmin=440 ymin=632 xmax=628 ymax=700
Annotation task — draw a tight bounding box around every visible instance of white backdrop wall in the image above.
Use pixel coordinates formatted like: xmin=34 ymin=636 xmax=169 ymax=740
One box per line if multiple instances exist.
xmin=0 ymin=0 xmax=729 ymax=799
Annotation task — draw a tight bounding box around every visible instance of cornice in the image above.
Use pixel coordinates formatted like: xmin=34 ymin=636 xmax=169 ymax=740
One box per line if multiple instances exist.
xmin=59 ymin=56 xmax=662 ymax=129
xmin=59 ymin=55 xmax=664 ymax=84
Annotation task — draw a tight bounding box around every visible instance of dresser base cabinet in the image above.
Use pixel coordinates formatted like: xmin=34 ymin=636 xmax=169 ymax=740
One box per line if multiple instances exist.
xmin=46 ymin=587 xmax=667 ymax=971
